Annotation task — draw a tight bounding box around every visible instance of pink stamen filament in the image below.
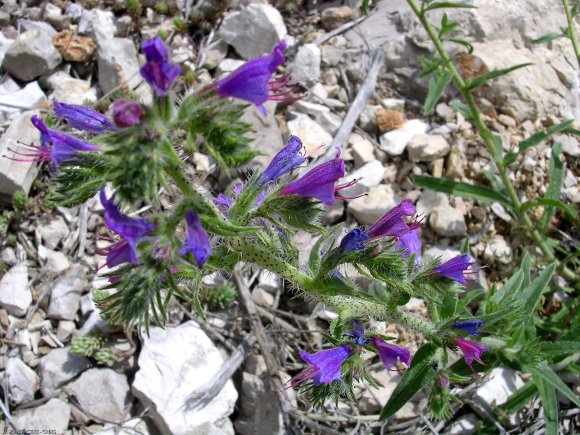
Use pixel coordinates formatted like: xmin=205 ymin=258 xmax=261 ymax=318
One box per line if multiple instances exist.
xmin=284 ymin=366 xmax=319 ymax=390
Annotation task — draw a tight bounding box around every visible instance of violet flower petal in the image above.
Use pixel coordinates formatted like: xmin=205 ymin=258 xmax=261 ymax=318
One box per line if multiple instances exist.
xmin=371 ymin=337 xmax=411 ymax=371
xmin=456 ymin=337 xmax=486 ymax=367
xmin=434 ymin=254 xmax=473 ymax=285
xmin=259 ymin=135 xmax=305 ymax=183
xmin=180 ymin=210 xmax=211 ymax=267
xmin=367 ymin=199 xmax=416 ymax=239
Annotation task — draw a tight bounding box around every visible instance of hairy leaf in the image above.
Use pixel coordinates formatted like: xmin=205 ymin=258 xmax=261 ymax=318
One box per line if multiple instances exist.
xmin=468 ymin=63 xmax=533 ymax=90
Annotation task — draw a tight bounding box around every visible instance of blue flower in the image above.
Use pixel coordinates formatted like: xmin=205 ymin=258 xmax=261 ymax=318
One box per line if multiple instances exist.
xmin=288 ymin=345 xmax=352 ymax=387
xmin=11 ymin=115 xmax=101 ymax=171
xmin=371 ymin=337 xmax=411 ymax=371
xmin=53 ymin=102 xmax=115 ymax=133
xmin=367 ymin=199 xmax=416 ymax=239
xmin=343 ymin=320 xmax=372 ymax=346
xmin=339 ymin=229 xmax=369 ymax=252
xmin=278 ymin=149 xmax=346 ymax=206
xmin=452 ymin=319 xmax=484 ymax=336
xmin=140 ymin=36 xmax=180 ymax=96
xmin=396 ymin=224 xmax=422 ymax=264
xmin=100 ymin=189 xmax=158 ymax=264
xmin=434 ymin=254 xmax=474 ymax=285
xmin=259 ymin=135 xmax=305 ymax=184
xmin=209 ymin=40 xmax=295 ymax=115
xmin=180 ymin=210 xmax=211 ymax=268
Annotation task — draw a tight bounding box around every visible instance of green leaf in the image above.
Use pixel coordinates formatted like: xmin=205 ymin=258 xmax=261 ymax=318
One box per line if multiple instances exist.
xmin=448 ymin=98 xmax=471 ymax=119
xmin=503 ymin=120 xmax=574 ymax=166
xmin=534 ymin=375 xmax=559 ymax=435
xmin=481 ymin=129 xmax=504 ymax=162
xmin=521 ymin=198 xmax=577 ymax=221
xmin=540 ymin=341 xmax=580 ymax=356
xmin=380 ymin=344 xmax=438 ymax=420
xmin=447 ymin=37 xmax=474 ymax=54
xmin=361 ymin=0 xmax=370 ymax=14
xmin=532 ymin=32 xmax=564 ymax=44
xmin=526 ymin=362 xmax=580 ymax=408
xmin=413 ymin=175 xmax=512 ymax=207
xmin=539 ymin=141 xmax=565 ymax=230
xmin=500 ymin=381 xmax=537 ymax=414
xmin=521 ymin=262 xmax=556 ymax=317
xmin=491 ymin=270 xmax=523 ymax=304
xmin=425 ymin=1 xmax=477 ymax=11
xmin=423 ymin=68 xmax=454 ymax=115
xmin=468 ymin=63 xmax=533 ymax=90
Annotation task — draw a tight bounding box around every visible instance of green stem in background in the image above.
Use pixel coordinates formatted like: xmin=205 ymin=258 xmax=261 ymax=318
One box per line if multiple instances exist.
xmin=563 ymin=0 xmax=580 ymax=70
xmin=406 ymin=0 xmax=578 ymax=282
xmin=237 ymin=239 xmax=438 ymax=338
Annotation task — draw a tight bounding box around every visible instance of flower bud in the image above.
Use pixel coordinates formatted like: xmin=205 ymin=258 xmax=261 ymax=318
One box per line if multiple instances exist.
xmin=112 ymin=100 xmax=144 ymax=128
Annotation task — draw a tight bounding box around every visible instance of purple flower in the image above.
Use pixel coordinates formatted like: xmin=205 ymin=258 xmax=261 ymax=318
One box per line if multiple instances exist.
xmin=259 ymin=135 xmax=305 ymax=183
xmin=396 ymin=224 xmax=422 ymax=264
xmin=54 ymin=102 xmax=115 ymax=133
xmin=209 ymin=40 xmax=294 ymax=115
xmin=339 ymin=229 xmax=369 ymax=252
xmin=140 ymin=36 xmax=180 ymax=96
xmin=456 ymin=337 xmax=485 ymax=368
xmin=9 ymin=115 xmax=101 ymax=171
xmin=213 ymin=194 xmax=233 ymax=215
xmin=344 ymin=320 xmax=372 ymax=346
xmin=180 ymin=211 xmax=211 ymax=267
xmin=288 ymin=345 xmax=352 ymax=387
xmin=439 ymin=374 xmax=450 ymax=388
xmin=95 ymin=238 xmax=133 ymax=271
xmin=434 ymin=254 xmax=474 ymax=285
xmin=278 ymin=150 xmax=346 ymax=206
xmin=367 ymin=199 xmax=416 ymax=239
xmin=371 ymin=337 xmax=411 ymax=371
xmin=100 ymin=189 xmax=158 ymax=264
xmin=112 ymin=99 xmax=144 ymax=128
xmin=452 ymin=319 xmax=484 ymax=336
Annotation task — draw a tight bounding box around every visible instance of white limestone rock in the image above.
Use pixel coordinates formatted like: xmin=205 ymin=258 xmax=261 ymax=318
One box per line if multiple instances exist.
xmin=349 ymin=133 xmax=375 ymax=168
xmin=39 ymin=216 xmax=69 ymax=250
xmin=12 ymin=399 xmax=70 ymax=434
xmin=38 ymin=347 xmax=91 ymax=396
xmin=407 ymin=134 xmax=451 ymax=162
xmin=97 ymin=38 xmax=141 ymax=94
xmin=2 ymin=30 xmax=62 ymax=81
xmin=348 ymin=184 xmax=400 ymax=225
xmin=132 ymin=321 xmax=238 ymax=435
xmin=48 ymin=72 xmax=97 ymax=104
xmin=430 ymin=203 xmax=467 ymax=237
xmin=218 ymin=4 xmax=287 ymax=60
xmin=0 ymin=263 xmax=31 ymax=317
xmin=338 ymin=159 xmax=384 ymax=197
xmin=47 ymin=265 xmax=87 ymax=320
xmin=483 ymin=235 xmax=512 ymax=264
xmin=6 ymin=357 xmax=39 ymax=405
xmin=287 ymin=114 xmax=332 ymax=156
xmin=291 ymin=43 xmax=321 ymax=84
xmin=474 ymin=368 xmax=524 ymax=407
xmin=379 ymin=119 xmax=429 ymax=156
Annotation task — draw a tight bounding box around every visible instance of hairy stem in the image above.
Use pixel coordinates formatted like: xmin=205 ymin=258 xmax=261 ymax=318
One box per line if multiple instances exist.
xmin=406 ymin=0 xmax=578 ymax=282
xmin=237 ymin=239 xmax=437 ymax=338
xmin=563 ymin=0 xmax=580 ymax=70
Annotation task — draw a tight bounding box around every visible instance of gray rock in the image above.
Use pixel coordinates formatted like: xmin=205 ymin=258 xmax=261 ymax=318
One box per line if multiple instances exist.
xmin=39 ymin=216 xmax=69 ymax=250
xmin=12 ymin=398 xmax=70 ymax=434
xmin=293 ymin=100 xmax=330 ymax=118
xmin=39 ymin=347 xmax=91 ymax=397
xmin=381 ymin=98 xmax=405 ymax=111
xmin=218 ymin=4 xmax=287 ymax=59
xmin=0 ymin=82 xmax=46 ymax=122
xmin=348 ymin=184 xmax=400 ymax=225
xmin=0 ymin=263 xmax=31 ymax=317
xmin=555 ymin=134 xmax=580 ymax=157
xmin=483 ymin=235 xmax=512 ymax=264
xmin=78 ymin=8 xmax=117 ymax=46
xmin=44 ymin=3 xmax=62 ymax=20
xmin=291 ymin=43 xmax=321 ymax=84
xmin=474 ymin=367 xmax=524 ymax=406
xmin=0 ymin=33 xmax=14 ymax=66
xmin=287 ymin=114 xmax=332 ymax=156
xmin=216 ymin=58 xmax=245 ymax=76
xmin=0 ymin=11 xmax=10 ymax=27
xmin=316 ymin=111 xmax=342 ymax=135
xmin=56 ymin=320 xmax=76 ymax=343
xmin=424 ymin=245 xmax=462 ymax=262
xmin=132 ymin=321 xmax=237 ymax=435
xmin=235 ymin=372 xmax=283 ymax=435
xmin=379 ymin=119 xmax=429 ymax=156
xmin=445 ymin=413 xmax=477 ymax=435
xmin=339 ymin=159 xmax=384 ymax=197
xmin=251 ymin=287 xmax=274 ymax=307
xmin=65 ymin=368 xmax=131 ymax=423
xmin=47 ymin=72 xmax=97 ymax=105
xmin=38 ymin=246 xmax=70 ymax=274
xmin=257 ymin=270 xmax=280 ymax=294
xmin=47 ymin=265 xmax=87 ymax=321
xmin=416 ymin=190 xmax=448 ymax=216
xmin=2 ymin=30 xmax=62 ymax=81
xmin=6 ymin=357 xmax=39 ymax=405
xmin=92 ymin=418 xmax=149 ymax=435
xmin=97 ymin=38 xmax=141 ymax=94
xmin=202 ymin=38 xmax=228 ymax=70
xmin=349 ymin=133 xmax=375 ymax=167
xmin=66 ymin=3 xmax=85 ymax=22
xmin=430 ymin=204 xmax=467 ymax=237
xmin=16 ymin=19 xmax=57 ymax=37
xmin=241 ymin=101 xmax=284 ymax=169
xmin=407 ymin=134 xmax=450 ymax=162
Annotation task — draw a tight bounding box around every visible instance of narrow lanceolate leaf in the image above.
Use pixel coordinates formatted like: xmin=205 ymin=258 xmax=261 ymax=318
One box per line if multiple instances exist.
xmin=380 ymin=344 xmax=437 ymax=420
xmin=467 ymin=63 xmax=533 ymax=90
xmin=503 ymin=120 xmax=574 ymax=166
xmin=481 ymin=128 xmax=504 ymax=162
xmin=423 ymin=68 xmax=454 ymax=115
xmin=413 ymin=175 xmax=512 ymax=207
xmin=534 ymin=375 xmax=559 ymax=435
xmin=424 ymin=1 xmax=477 ymax=11
xmin=521 ymin=198 xmax=577 ymax=221
xmin=540 ymin=341 xmax=580 ymax=356
xmin=526 ymin=362 xmax=580 ymax=408
xmin=532 ymin=32 xmax=564 ymax=45
xmin=539 ymin=141 xmax=565 ymax=230
xmin=491 ymin=270 xmax=523 ymax=304
xmin=500 ymin=381 xmax=537 ymax=414
xmin=521 ymin=262 xmax=556 ymax=317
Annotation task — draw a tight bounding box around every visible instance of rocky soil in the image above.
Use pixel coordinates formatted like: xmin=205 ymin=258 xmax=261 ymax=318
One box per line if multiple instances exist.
xmin=0 ymin=0 xmax=578 ymax=434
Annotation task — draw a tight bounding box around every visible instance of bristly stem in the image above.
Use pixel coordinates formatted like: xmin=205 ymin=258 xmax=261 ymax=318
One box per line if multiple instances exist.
xmin=406 ymin=0 xmax=578 ymax=282
xmin=562 ymin=0 xmax=580 ymax=70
